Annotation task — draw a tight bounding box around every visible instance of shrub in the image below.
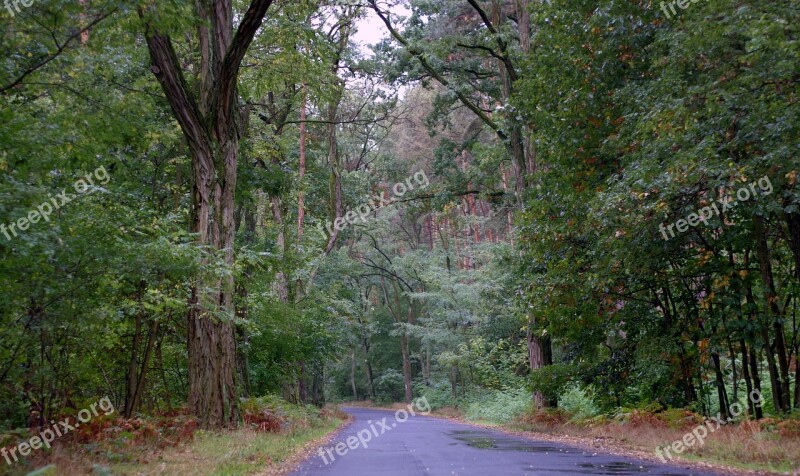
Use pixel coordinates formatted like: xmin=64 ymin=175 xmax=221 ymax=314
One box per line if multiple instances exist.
xmin=558 ymin=386 xmax=599 ymax=421
xmin=240 ymin=395 xmax=323 ymax=432
xmin=464 ymin=387 xmax=531 ymax=423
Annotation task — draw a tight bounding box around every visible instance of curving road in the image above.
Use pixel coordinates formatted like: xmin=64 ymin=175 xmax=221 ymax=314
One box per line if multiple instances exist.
xmin=290 ymin=407 xmax=725 ymax=476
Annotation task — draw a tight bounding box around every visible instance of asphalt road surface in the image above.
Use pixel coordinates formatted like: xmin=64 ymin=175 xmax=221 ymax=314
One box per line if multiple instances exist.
xmin=290 ymin=407 xmax=725 ymax=476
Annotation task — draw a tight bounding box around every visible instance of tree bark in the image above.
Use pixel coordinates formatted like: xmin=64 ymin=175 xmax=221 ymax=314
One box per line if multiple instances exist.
xmin=740 ymin=340 xmax=754 ymax=416
xmin=753 ymin=215 xmax=792 ymax=411
xmin=748 ymin=345 xmax=764 ymax=418
xmin=711 ymin=351 xmax=732 ymax=420
xmin=528 ymin=323 xmax=553 ymax=409
xmin=141 ymin=0 xmax=274 ymax=428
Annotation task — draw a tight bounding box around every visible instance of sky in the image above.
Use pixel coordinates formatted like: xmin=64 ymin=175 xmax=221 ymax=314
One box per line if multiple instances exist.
xmin=352 ymin=4 xmax=411 ymax=55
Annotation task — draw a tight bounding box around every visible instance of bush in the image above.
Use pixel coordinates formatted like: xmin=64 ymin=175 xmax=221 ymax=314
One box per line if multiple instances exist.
xmin=240 ymin=395 xmax=323 ymax=432
xmin=413 ymin=379 xmax=455 ymax=410
xmin=463 ymin=387 xmax=531 ymax=423
xmin=558 ymin=386 xmax=599 ymax=421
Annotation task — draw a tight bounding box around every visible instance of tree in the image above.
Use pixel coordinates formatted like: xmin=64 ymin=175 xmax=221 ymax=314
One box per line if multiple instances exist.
xmin=139 ymin=0 xmax=275 ymax=428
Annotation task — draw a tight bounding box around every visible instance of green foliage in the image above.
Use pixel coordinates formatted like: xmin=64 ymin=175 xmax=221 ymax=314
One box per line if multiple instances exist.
xmin=558 ymin=386 xmax=601 ymax=421
xmin=463 ymin=387 xmax=531 ymax=424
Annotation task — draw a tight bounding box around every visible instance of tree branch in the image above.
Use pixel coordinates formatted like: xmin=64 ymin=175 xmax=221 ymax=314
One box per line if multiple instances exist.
xmin=0 ymin=9 xmax=116 ymax=94
xmin=367 ymin=0 xmax=506 ymax=140
xmin=465 ymin=0 xmax=518 ymax=81
xmin=217 ymin=0 xmax=275 ymax=130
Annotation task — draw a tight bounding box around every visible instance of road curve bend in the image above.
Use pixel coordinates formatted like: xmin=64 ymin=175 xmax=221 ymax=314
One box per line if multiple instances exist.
xmin=290 ymin=407 xmax=724 ymax=476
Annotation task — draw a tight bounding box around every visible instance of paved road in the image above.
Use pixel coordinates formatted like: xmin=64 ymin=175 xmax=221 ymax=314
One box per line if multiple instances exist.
xmin=291 ymin=407 xmax=724 ymax=476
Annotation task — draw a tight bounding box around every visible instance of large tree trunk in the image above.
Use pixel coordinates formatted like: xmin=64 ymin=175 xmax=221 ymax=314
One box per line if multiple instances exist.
xmin=528 ymin=324 xmax=554 ymax=409
xmin=142 ymin=0 xmax=275 ymax=428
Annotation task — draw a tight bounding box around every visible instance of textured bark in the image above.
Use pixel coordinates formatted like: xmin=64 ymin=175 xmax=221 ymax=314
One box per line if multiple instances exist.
xmin=141 ymin=0 xmax=274 ymax=428
xmin=528 ymin=326 xmax=554 ymax=409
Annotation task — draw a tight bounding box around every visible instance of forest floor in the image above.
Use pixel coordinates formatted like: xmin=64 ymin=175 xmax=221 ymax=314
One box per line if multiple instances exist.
xmin=111 ymin=418 xmax=346 ymax=476
xmin=0 ymin=405 xmax=350 ymax=476
xmin=348 ymin=401 xmax=799 ymax=476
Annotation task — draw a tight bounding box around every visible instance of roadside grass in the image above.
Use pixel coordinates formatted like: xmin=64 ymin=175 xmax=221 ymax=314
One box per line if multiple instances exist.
xmin=511 ymin=409 xmax=800 ymax=474
xmin=389 ymin=387 xmax=798 ymax=475
xmin=111 ymin=418 xmax=342 ymax=476
xmin=0 ymin=398 xmax=347 ymax=476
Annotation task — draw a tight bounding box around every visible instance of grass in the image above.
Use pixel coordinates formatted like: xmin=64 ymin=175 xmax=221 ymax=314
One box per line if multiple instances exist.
xmin=511 ymin=409 xmax=800 ymax=474
xmin=0 ymin=398 xmax=347 ymax=476
xmin=111 ymin=418 xmax=342 ymax=476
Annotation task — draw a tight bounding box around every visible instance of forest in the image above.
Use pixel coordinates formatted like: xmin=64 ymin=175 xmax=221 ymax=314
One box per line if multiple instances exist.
xmin=0 ymin=0 xmax=798 ymax=474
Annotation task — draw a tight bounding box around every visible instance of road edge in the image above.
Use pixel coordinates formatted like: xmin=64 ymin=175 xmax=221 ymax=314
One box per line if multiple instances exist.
xmin=263 ymin=413 xmax=355 ymax=476
xmin=414 ymin=410 xmax=782 ymax=476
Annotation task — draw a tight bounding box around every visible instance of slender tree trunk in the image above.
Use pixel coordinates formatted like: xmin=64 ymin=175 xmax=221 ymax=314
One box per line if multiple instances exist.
xmin=130 ymin=320 xmax=159 ymax=417
xmin=124 ymin=301 xmax=143 ymax=418
xmin=381 ymin=277 xmax=414 ymax=404
xmin=748 ymin=344 xmax=764 ymax=419
xmin=711 ymin=351 xmax=732 ymax=420
xmin=400 ymin=333 xmax=413 ymax=404
xmin=297 ymin=84 xmax=307 ymax=239
xmin=740 ymin=340 xmax=754 ymax=416
xmin=727 ymin=339 xmax=738 ymax=404
xmin=783 ymin=211 xmax=800 ymax=284
xmin=361 ymin=333 xmax=375 ymax=399
xmin=753 ymin=216 xmax=792 ymax=411
xmin=350 ymin=349 xmax=358 ymax=401
xmin=794 ymin=348 xmax=800 ymax=410
xmin=156 ymin=339 xmax=173 ymax=412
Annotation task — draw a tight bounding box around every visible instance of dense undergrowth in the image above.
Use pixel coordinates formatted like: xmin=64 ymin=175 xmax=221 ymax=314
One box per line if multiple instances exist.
xmin=0 ymin=396 xmax=341 ymax=476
